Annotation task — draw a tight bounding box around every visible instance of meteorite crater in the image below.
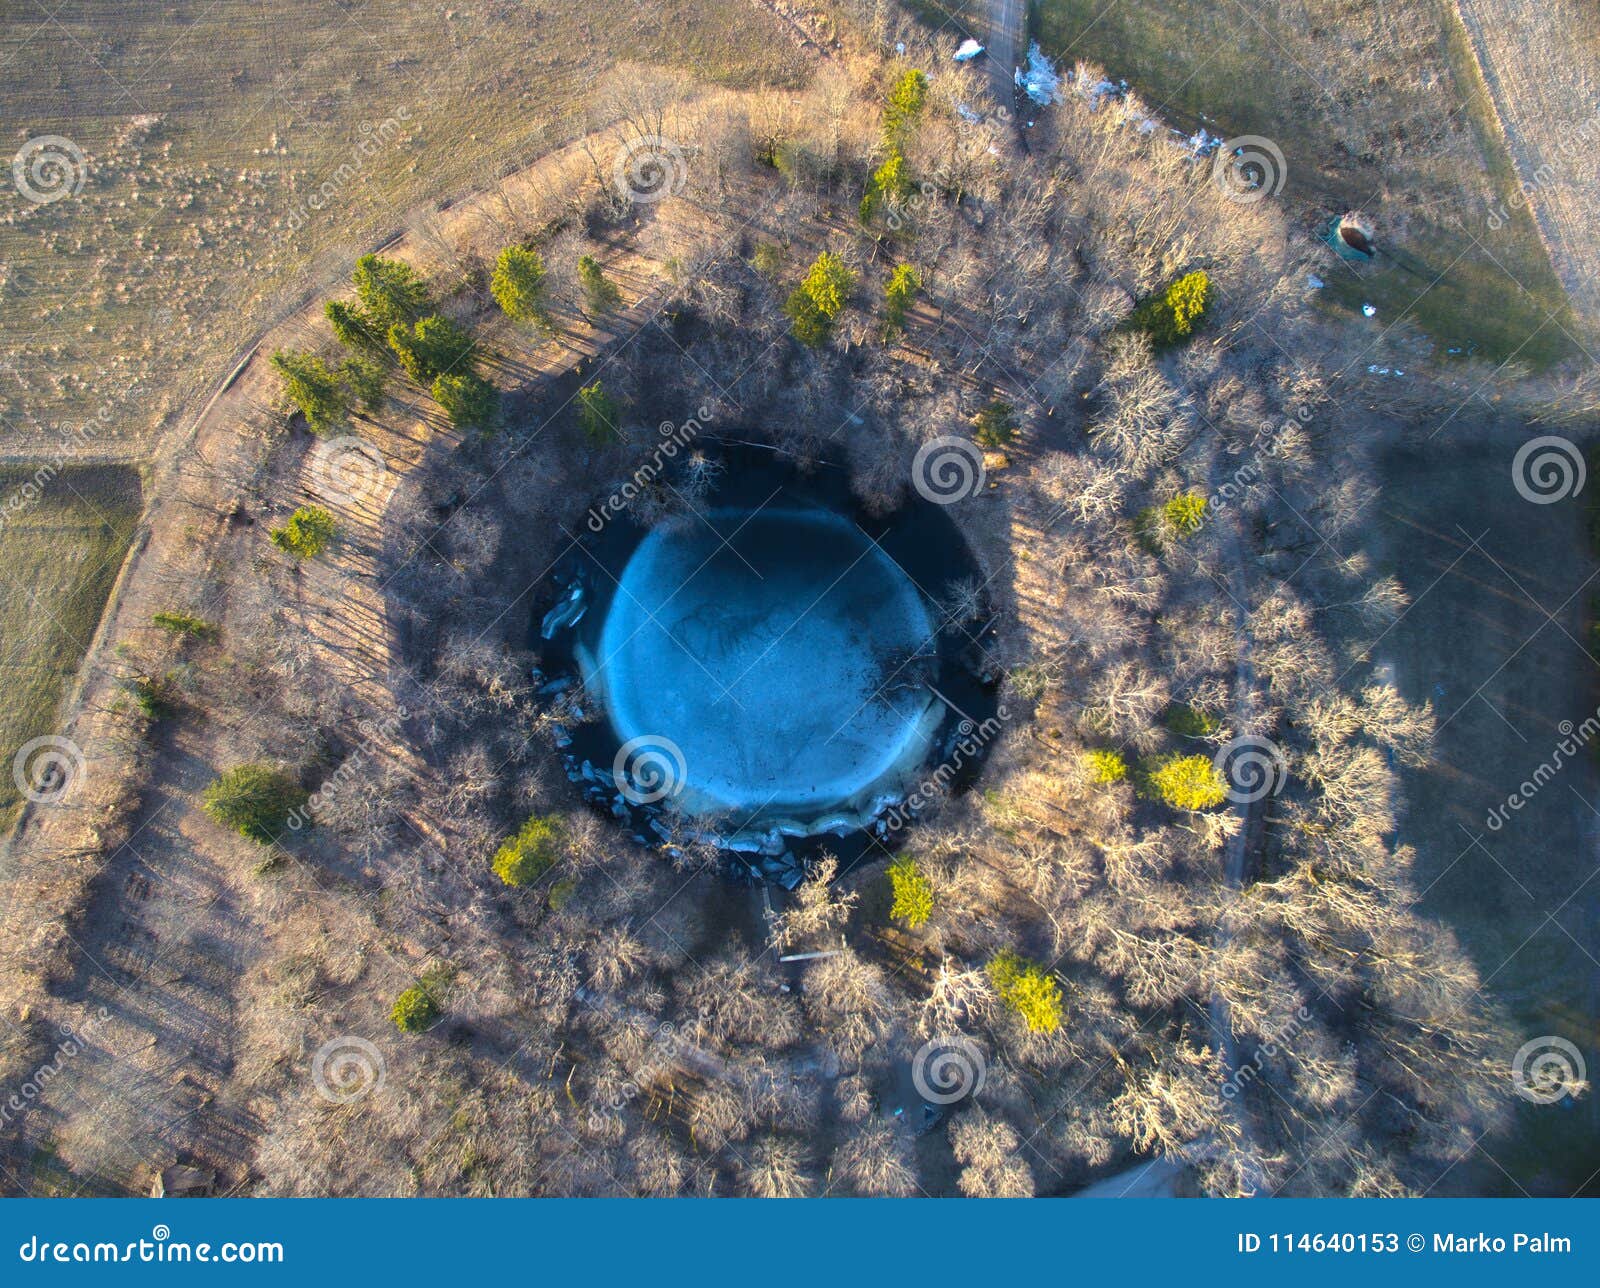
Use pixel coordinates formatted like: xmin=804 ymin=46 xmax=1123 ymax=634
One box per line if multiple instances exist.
xmin=536 ymin=446 xmax=998 ymax=869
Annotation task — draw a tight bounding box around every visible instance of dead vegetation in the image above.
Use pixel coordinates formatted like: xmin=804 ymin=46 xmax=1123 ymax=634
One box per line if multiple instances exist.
xmin=0 ymin=7 xmax=1529 ymax=1198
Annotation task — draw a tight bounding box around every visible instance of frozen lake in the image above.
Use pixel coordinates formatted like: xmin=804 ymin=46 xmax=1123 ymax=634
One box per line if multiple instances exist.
xmin=576 ymin=506 xmax=944 ymax=837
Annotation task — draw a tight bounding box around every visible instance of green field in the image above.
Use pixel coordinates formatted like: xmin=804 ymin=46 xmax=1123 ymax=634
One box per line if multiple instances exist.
xmin=1026 ymin=0 xmax=1580 ymax=368
xmin=0 ymin=465 xmax=142 ymax=829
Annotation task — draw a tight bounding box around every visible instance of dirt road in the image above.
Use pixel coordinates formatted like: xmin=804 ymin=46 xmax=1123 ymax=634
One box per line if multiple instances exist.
xmin=1449 ymin=0 xmax=1600 ymax=331
xmin=983 ymin=0 xmax=1026 ymax=106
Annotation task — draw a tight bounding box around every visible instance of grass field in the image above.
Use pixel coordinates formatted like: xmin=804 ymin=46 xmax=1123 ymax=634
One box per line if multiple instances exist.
xmin=1025 ymin=0 xmax=1581 ymax=368
xmin=1371 ymin=442 xmax=1600 ymax=1195
xmin=0 ymin=465 xmax=142 ymax=829
xmin=0 ymin=0 xmax=812 ymax=458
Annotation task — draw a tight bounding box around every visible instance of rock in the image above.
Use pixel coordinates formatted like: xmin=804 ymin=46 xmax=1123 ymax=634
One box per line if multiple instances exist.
xmin=540 ymin=583 xmax=587 ymax=639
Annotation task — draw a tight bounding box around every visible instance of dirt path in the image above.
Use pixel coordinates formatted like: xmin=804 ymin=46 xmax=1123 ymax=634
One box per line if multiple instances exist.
xmin=1449 ymin=0 xmax=1600 ymax=330
xmin=982 ymin=0 xmax=1026 ymax=107
xmin=0 ymin=117 xmax=716 ymax=1195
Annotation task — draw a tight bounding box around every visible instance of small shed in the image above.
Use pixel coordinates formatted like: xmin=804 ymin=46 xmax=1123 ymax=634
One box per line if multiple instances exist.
xmin=150 ymin=1164 xmax=215 ymax=1198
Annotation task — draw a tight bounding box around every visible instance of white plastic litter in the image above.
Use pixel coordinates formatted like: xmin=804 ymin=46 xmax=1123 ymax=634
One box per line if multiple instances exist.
xmin=1362 ymin=303 xmax=1378 ymax=318
xmin=1015 ymin=42 xmax=1062 ymax=105
xmin=953 ymin=38 xmax=984 ymax=61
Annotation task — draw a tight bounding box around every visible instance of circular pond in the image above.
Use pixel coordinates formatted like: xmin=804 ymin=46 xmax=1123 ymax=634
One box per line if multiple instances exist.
xmin=536 ymin=445 xmax=999 ymax=872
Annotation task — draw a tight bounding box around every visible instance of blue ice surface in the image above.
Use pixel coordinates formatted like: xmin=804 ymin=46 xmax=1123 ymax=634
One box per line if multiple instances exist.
xmin=576 ymin=506 xmax=942 ymax=842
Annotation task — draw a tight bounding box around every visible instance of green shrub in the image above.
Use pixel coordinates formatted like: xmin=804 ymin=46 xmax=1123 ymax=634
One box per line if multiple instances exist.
xmin=126 ymin=673 xmax=177 ymax=720
xmin=270 ymin=505 xmax=336 ymax=560
xmin=883 ymin=263 xmax=921 ymax=334
xmin=882 ymin=69 xmax=929 ymax=144
xmin=202 ymin=763 xmax=307 ymax=843
xmin=785 ymin=252 xmax=856 ymax=347
xmin=152 ymin=611 xmax=216 ymax=640
xmin=340 ymin=356 xmax=386 ymax=413
xmin=576 ymin=380 xmax=621 ymax=443
xmin=751 ymin=242 xmax=786 ymax=278
xmin=491 ymin=814 xmax=564 ymax=886
xmin=391 ymin=985 xmax=441 ymax=1034
xmin=859 ymin=149 xmax=911 ymax=223
xmin=270 ymin=350 xmax=349 ymax=435
xmin=973 ymin=400 xmax=1019 ymax=449
xmin=887 ymin=855 xmax=934 ymax=929
xmin=325 ymin=299 xmax=387 ymax=356
xmin=352 ymin=253 xmax=431 ymax=332
xmin=1163 ymin=493 xmax=1207 ymax=537
xmin=491 ymin=245 xmax=550 ymax=324
xmin=1142 ymin=753 xmax=1228 ymax=810
xmin=987 ymin=950 xmax=1062 ymax=1033
xmin=1085 ymin=748 xmax=1128 ymax=783
xmin=387 ymin=314 xmax=475 ymax=385
xmin=577 ymin=254 xmax=621 ymax=314
xmin=1165 ymin=704 xmax=1222 ymax=738
xmin=432 ymin=370 xmax=498 ymax=430
xmin=1128 ymin=270 xmax=1212 ymax=348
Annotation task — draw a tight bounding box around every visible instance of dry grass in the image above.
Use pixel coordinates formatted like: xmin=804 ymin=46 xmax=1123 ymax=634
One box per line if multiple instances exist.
xmin=0 ymin=0 xmax=813 ymax=458
xmin=0 ymin=464 xmax=141 ymax=828
xmin=1027 ymin=0 xmax=1582 ymax=367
